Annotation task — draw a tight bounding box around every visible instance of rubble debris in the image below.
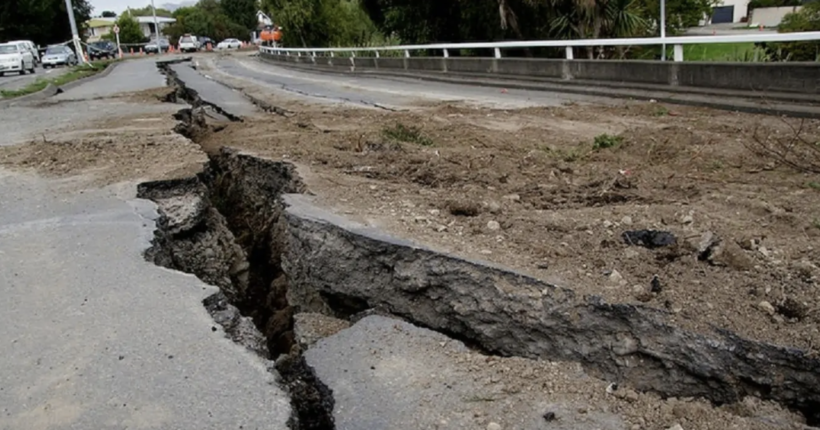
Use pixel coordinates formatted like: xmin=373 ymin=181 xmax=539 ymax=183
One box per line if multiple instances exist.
xmin=622 ymin=230 xmax=677 ymax=249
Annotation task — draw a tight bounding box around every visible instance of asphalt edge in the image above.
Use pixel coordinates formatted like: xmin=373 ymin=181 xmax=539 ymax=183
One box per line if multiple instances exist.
xmin=0 ymin=83 xmax=58 ymax=109
xmin=56 ymin=59 xmax=122 ymax=93
xmin=259 ymin=56 xmax=820 ymax=119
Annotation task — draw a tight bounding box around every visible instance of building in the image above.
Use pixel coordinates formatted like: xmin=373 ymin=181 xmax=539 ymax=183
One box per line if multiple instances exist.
xmin=85 ymin=16 xmax=177 ymax=42
xmin=710 ymin=0 xmax=751 ymax=23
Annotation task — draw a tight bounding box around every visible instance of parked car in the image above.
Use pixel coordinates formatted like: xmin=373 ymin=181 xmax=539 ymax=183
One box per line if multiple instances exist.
xmin=178 ymin=34 xmax=199 ymax=53
xmin=88 ymin=41 xmax=118 ymax=60
xmin=145 ymin=38 xmax=170 ymax=54
xmin=198 ymin=37 xmax=214 ymax=50
xmin=217 ymin=38 xmax=242 ymax=50
xmin=9 ymin=40 xmax=40 ymax=65
xmin=41 ymin=45 xmax=77 ymax=68
xmin=0 ymin=43 xmax=35 ymax=76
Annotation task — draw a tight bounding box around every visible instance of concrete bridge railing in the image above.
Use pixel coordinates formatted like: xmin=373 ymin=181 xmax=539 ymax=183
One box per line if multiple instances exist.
xmin=258 ymin=33 xmax=820 ymax=101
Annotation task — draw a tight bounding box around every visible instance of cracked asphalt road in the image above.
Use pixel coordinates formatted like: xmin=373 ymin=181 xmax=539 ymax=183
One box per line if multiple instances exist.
xmin=0 ymin=58 xmax=291 ymax=430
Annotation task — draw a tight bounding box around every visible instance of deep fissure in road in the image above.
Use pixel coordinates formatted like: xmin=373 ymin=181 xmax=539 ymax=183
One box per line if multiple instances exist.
xmin=141 ymin=59 xmax=820 ymax=427
xmin=143 ymin=60 xmax=335 ymax=430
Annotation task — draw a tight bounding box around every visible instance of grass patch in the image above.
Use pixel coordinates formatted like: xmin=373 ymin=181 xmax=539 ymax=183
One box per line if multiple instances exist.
xmin=653 ymin=105 xmax=669 ymax=117
xmin=813 ymin=219 xmax=820 ymax=230
xmin=1 ymin=60 xmax=116 ymax=99
xmin=808 ymin=181 xmax=820 ymax=190
xmin=382 ymin=123 xmax=434 ymax=146
xmin=593 ymin=134 xmax=623 ymax=150
xmin=675 ymin=43 xmax=757 ymax=62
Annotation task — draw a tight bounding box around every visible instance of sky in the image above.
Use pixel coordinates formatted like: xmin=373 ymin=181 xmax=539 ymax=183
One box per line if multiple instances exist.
xmin=88 ymin=0 xmax=193 ymax=15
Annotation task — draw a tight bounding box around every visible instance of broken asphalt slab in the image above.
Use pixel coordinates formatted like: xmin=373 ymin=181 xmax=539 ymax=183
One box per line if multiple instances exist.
xmin=167 ymin=60 xmax=260 ymax=119
xmin=304 ymin=314 xmax=626 ymax=430
xmin=0 ymin=172 xmax=291 ymax=429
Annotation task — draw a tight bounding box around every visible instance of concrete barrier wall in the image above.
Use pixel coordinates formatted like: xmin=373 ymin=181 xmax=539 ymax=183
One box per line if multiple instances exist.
xmin=260 ymin=52 xmax=820 ymax=94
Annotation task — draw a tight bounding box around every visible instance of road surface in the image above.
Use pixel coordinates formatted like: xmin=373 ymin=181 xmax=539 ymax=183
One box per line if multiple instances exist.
xmin=0 ymin=57 xmax=291 ymax=430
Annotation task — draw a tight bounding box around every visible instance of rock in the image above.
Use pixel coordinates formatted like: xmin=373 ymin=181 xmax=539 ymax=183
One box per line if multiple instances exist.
xmin=622 ymin=230 xmax=677 ymax=249
xmin=681 ymin=214 xmax=694 ymax=225
xmin=615 ymin=389 xmax=640 ymax=402
xmin=429 ymin=209 xmax=441 ymax=216
xmin=708 ymin=242 xmax=754 ymax=271
xmin=689 ymin=231 xmax=720 ymax=259
xmin=487 ymin=201 xmax=502 ymax=214
xmin=620 ymin=216 xmax=633 ymax=226
xmin=758 ymin=301 xmax=776 ymax=316
xmin=623 ymin=248 xmax=640 ymax=259
xmin=502 ymin=194 xmax=520 ymax=202
xmin=609 ymin=269 xmax=626 ymax=286
xmin=487 ymin=423 xmax=502 ymax=430
xmin=759 ymin=246 xmax=771 ymax=258
xmin=776 ymin=298 xmax=809 ymax=320
xmin=650 ymin=275 xmax=662 ymax=293
xmin=487 ymin=220 xmax=501 ymax=231
xmin=666 ymin=425 xmax=684 ymax=430
xmin=603 ymin=220 xmax=614 ymax=228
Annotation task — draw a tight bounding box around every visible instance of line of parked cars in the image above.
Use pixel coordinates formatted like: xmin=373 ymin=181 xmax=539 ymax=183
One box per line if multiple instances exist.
xmin=0 ymin=39 xmax=83 ymax=77
xmin=175 ymin=34 xmax=244 ymax=52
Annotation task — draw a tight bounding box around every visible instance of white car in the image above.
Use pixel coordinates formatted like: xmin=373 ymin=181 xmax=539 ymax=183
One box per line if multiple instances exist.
xmin=179 ymin=34 xmax=199 ymax=53
xmin=217 ymin=39 xmax=242 ymax=50
xmin=9 ymin=40 xmax=40 ymax=65
xmin=0 ymin=43 xmax=35 ymax=77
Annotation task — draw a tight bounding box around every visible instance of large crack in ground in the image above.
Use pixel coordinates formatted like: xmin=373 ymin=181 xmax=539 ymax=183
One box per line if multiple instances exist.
xmin=139 ymin=59 xmax=336 ymax=430
xmin=138 ymin=58 xmax=820 ymax=428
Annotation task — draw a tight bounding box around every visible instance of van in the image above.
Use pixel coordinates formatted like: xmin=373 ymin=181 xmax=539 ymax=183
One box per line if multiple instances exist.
xmin=9 ymin=40 xmax=39 ymax=65
xmin=179 ymin=34 xmax=199 ymax=53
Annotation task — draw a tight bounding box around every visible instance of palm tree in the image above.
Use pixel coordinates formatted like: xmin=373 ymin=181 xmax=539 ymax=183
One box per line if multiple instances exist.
xmin=497 ymin=0 xmax=647 ymax=58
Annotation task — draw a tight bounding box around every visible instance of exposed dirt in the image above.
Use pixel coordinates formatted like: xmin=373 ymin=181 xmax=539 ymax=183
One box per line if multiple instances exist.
xmin=192 ymin=97 xmax=820 ymax=356
xmin=0 ymin=88 xmax=205 ymax=187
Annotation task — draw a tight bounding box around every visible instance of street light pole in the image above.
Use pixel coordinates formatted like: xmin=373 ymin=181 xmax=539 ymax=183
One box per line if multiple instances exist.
xmin=660 ymin=0 xmax=667 ymax=61
xmin=63 ymin=0 xmax=89 ymax=65
xmin=150 ymin=0 xmax=161 ymax=53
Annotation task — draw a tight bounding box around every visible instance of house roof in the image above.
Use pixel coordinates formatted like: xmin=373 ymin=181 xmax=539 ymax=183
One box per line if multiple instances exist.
xmin=87 ymin=18 xmax=114 ymax=28
xmin=85 ymin=16 xmax=176 ymax=27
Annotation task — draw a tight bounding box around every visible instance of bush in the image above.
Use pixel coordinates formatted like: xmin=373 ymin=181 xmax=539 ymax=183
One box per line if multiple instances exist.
xmin=761 ymin=2 xmax=820 ymax=61
xmin=593 ymin=134 xmax=623 ymax=150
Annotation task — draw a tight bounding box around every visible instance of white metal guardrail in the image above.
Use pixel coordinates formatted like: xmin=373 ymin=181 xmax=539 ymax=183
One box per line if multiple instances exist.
xmin=259 ymin=32 xmax=820 ymax=62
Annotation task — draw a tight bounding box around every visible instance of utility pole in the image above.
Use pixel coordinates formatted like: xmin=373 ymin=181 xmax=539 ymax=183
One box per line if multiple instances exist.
xmin=150 ymin=0 xmax=161 ymax=53
xmin=660 ymin=0 xmax=667 ymax=61
xmin=64 ymin=0 xmax=90 ymax=65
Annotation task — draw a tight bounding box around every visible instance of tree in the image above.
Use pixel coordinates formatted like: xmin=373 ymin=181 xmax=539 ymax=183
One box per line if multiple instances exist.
xmin=105 ymin=12 xmax=147 ymax=44
xmin=0 ymin=0 xmax=93 ymax=46
xmin=761 ymin=2 xmax=820 ymax=61
xmin=101 ymin=10 xmax=117 ymax=17
xmin=222 ymin=0 xmax=258 ymax=31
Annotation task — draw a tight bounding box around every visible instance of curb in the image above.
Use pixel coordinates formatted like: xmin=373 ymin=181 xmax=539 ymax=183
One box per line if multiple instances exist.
xmin=260 ymin=57 xmax=820 ymax=119
xmin=56 ymin=60 xmax=122 ymax=93
xmin=0 ymin=83 xmax=58 ymax=109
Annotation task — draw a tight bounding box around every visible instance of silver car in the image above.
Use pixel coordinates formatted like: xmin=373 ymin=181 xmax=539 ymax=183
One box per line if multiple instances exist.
xmin=42 ymin=45 xmax=78 ymax=68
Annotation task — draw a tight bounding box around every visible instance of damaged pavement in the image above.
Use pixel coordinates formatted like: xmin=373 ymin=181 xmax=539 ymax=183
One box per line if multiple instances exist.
xmin=2 ymin=56 xmax=819 ymax=430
